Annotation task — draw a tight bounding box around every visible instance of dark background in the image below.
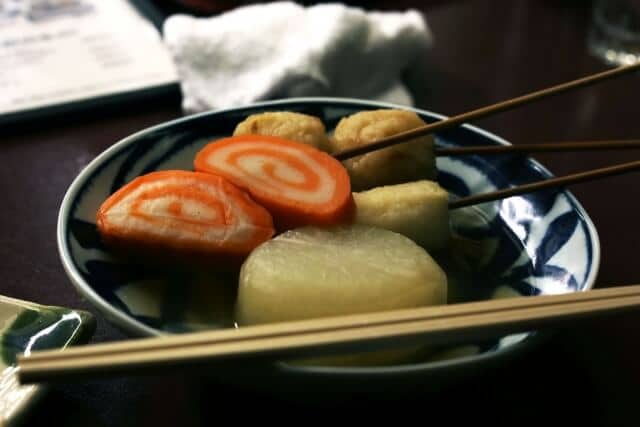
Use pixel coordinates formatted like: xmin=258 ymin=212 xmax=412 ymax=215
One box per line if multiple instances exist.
xmin=2 ymin=1 xmax=639 ymax=426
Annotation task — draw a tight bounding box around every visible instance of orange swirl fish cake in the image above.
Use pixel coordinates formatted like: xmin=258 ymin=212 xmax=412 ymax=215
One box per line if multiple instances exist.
xmin=96 ymin=170 xmax=275 ymax=263
xmin=194 ymin=135 xmax=354 ymax=230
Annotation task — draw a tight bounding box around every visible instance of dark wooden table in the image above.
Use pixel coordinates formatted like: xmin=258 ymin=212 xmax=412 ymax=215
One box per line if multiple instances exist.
xmin=3 ymin=1 xmax=639 ymax=425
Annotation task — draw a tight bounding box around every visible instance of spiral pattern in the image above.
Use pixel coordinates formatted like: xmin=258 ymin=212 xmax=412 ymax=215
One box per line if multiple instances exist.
xmin=204 ymin=141 xmax=336 ymax=205
xmin=97 ymin=171 xmax=274 ymax=255
xmin=194 ymin=136 xmax=353 ymax=229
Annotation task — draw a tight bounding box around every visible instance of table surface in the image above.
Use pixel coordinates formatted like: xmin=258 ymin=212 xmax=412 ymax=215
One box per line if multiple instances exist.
xmin=3 ymin=1 xmax=640 ymax=425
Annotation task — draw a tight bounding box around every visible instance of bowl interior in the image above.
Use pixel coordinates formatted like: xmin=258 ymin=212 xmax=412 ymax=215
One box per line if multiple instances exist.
xmin=58 ymin=98 xmax=599 ymax=376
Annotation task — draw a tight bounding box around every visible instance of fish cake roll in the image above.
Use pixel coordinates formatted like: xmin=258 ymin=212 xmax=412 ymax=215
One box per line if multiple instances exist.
xmin=96 ymin=170 xmax=275 ymax=265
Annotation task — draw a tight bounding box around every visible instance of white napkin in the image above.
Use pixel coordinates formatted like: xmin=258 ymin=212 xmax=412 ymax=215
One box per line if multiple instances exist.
xmin=162 ymin=1 xmax=433 ymax=113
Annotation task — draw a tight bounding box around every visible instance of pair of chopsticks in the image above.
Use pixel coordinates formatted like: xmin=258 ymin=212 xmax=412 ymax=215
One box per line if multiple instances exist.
xmin=331 ymin=62 xmax=640 ymax=209
xmin=17 ymin=284 xmax=640 ymax=384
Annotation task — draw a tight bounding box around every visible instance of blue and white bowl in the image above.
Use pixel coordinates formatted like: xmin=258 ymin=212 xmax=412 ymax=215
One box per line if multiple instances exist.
xmin=57 ymin=98 xmax=599 ymax=391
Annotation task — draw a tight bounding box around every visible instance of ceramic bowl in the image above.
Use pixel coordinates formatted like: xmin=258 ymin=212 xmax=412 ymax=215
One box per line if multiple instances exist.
xmin=57 ymin=98 xmax=599 ymax=393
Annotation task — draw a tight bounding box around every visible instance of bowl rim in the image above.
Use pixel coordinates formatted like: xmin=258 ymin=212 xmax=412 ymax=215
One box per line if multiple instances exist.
xmin=57 ymin=96 xmax=601 ymax=374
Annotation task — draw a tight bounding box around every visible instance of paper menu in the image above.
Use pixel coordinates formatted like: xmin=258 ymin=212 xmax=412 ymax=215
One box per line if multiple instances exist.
xmin=0 ymin=0 xmax=178 ymax=118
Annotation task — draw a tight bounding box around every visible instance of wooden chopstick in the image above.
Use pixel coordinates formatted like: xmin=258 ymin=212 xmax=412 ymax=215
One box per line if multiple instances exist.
xmin=17 ymin=284 xmax=640 ymax=384
xmin=449 ymin=159 xmax=640 ymax=209
xmin=435 ymin=139 xmax=640 ymax=156
xmin=333 ymin=62 xmax=640 ymax=161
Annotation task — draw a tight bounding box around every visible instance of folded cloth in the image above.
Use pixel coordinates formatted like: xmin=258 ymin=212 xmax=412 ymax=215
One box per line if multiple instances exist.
xmin=162 ymin=1 xmax=433 ymax=113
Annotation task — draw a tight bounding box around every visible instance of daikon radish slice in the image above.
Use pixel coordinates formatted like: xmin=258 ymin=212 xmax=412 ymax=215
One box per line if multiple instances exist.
xmin=236 ymin=224 xmax=447 ymax=325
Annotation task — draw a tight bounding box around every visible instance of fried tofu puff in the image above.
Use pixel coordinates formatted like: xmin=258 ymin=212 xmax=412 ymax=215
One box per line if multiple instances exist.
xmin=353 ymin=180 xmax=450 ymax=252
xmin=330 ymin=109 xmax=437 ymax=191
xmin=233 ymin=112 xmax=331 ymax=152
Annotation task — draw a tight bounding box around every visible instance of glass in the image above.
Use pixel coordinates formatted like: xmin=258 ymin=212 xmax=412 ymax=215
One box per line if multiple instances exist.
xmin=589 ymin=0 xmax=640 ymax=65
